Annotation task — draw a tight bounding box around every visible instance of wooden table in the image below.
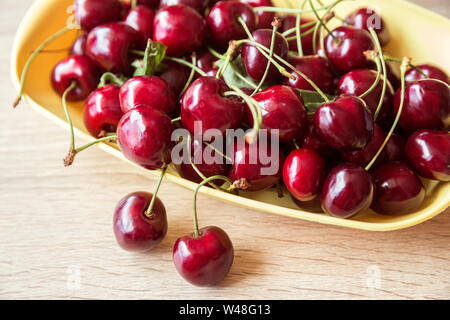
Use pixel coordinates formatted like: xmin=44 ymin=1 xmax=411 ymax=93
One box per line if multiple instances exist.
xmin=1 ymin=0 xmax=449 ymax=300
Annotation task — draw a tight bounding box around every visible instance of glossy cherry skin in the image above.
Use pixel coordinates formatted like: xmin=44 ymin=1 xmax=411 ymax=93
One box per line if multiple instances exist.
xmin=393 ymin=79 xmax=450 ymax=132
xmin=70 ymin=33 xmax=88 ymax=56
xmin=153 ymin=5 xmax=206 ymax=57
xmin=405 ymin=130 xmax=450 ymax=181
xmin=113 ymin=191 xmax=167 ymax=251
xmin=119 ymin=75 xmax=176 ymax=114
xmin=249 ymin=85 xmax=307 ymax=142
xmin=315 ymin=95 xmax=374 ymax=151
xmin=75 ymin=0 xmax=123 ymax=31
xmin=384 ymin=133 xmax=405 ymax=163
xmin=344 ymin=7 xmax=390 ymax=46
xmin=321 ymin=163 xmax=374 ymax=219
xmin=370 ymin=162 xmax=425 ymax=215
xmin=338 ymin=68 xmax=394 ymax=125
xmin=284 ymin=55 xmax=335 ymax=94
xmin=83 ymin=85 xmax=123 ymax=138
xmin=159 ymin=0 xmax=210 ymax=13
xmin=117 ymin=106 xmax=174 ymax=170
xmin=123 ymin=5 xmax=155 ymax=47
xmin=228 ymin=139 xmax=285 ymax=191
xmin=158 ymin=60 xmax=189 ymax=97
xmin=241 ymin=0 xmax=274 ymax=29
xmin=281 ymin=15 xmax=315 ymax=55
xmin=206 ymin=1 xmax=256 ymax=50
xmin=86 ymin=22 xmax=142 ymax=73
xmin=299 ymin=116 xmax=338 ymax=159
xmin=51 ymin=55 xmax=101 ymax=101
xmin=241 ymin=29 xmax=289 ymax=82
xmin=173 ymin=226 xmax=234 ymax=287
xmin=181 ymin=76 xmax=244 ymax=137
xmin=283 ymin=148 xmax=325 ymax=202
xmin=405 ymin=64 xmax=449 ymax=85
xmin=324 ymin=26 xmax=374 ymax=75
xmin=196 ymin=51 xmax=219 ymax=78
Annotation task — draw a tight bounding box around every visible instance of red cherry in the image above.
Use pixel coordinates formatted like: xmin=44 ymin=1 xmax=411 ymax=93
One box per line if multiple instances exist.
xmin=206 ymin=1 xmax=256 ymax=50
xmin=70 ymin=33 xmax=88 ymax=56
xmin=113 ymin=191 xmax=167 ymax=251
xmin=371 ymin=162 xmax=425 ymax=215
xmin=240 ymin=0 xmax=275 ymax=29
xmin=75 ymin=0 xmax=123 ymax=31
xmin=196 ymin=51 xmax=219 ymax=78
xmin=405 ymin=130 xmax=450 ymax=181
xmin=283 ymin=148 xmax=325 ymax=202
xmin=344 ymin=7 xmax=390 ymax=46
xmin=321 ymin=163 xmax=374 ymax=219
xmin=384 ymin=133 xmax=405 ymax=163
xmin=86 ymin=22 xmax=142 ymax=73
xmin=119 ymin=75 xmax=176 ymax=114
xmin=117 ymin=106 xmax=174 ymax=170
xmin=405 ymin=64 xmax=449 ymax=85
xmin=159 ymin=0 xmax=210 ymax=13
xmin=299 ymin=116 xmax=338 ymax=159
xmin=158 ymin=61 xmax=190 ymax=96
xmin=123 ymin=5 xmax=155 ymax=46
xmin=173 ymin=226 xmax=234 ymax=287
xmin=83 ymin=84 xmax=123 ymax=138
xmin=315 ymin=95 xmax=374 ymax=151
xmin=281 ymin=15 xmax=315 ymax=55
xmin=393 ymin=79 xmax=450 ymax=132
xmin=51 ymin=55 xmax=101 ymax=101
xmin=324 ymin=26 xmax=374 ymax=75
xmin=153 ymin=5 xmax=206 ymax=57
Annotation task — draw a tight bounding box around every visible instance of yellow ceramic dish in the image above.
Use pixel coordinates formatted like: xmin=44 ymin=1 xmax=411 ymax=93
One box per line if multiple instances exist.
xmin=11 ymin=0 xmax=450 ymax=231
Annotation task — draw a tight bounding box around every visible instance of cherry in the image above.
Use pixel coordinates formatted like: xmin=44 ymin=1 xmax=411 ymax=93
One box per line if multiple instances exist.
xmin=315 ymin=95 xmax=374 ymax=151
xmin=206 ymin=1 xmax=256 ymax=50
xmin=86 ymin=22 xmax=142 ymax=73
xmin=196 ymin=51 xmax=219 ymax=78
xmin=283 ymin=55 xmax=335 ymax=94
xmin=83 ymin=84 xmax=123 ymax=138
xmin=370 ymin=162 xmax=425 ymax=215
xmin=119 ymin=75 xmax=176 ymax=114
xmin=241 ymin=29 xmax=289 ymax=82
xmin=159 ymin=0 xmax=210 ymax=13
xmin=299 ymin=116 xmax=338 ymax=159
xmin=113 ymin=191 xmax=168 ymax=251
xmin=405 ymin=130 xmax=450 ymax=181
xmin=153 ymin=5 xmax=206 ymax=57
xmin=51 ymin=55 xmax=101 ymax=101
xmin=248 ymin=85 xmax=307 ymax=142
xmin=75 ymin=0 xmax=124 ymax=31
xmin=70 ymin=33 xmax=88 ymax=56
xmin=321 ymin=163 xmax=374 ymax=219
xmin=181 ymin=76 xmax=244 ymax=137
xmin=324 ymin=26 xmax=374 ymax=75
xmin=384 ymin=133 xmax=405 ymax=163
xmin=404 ymin=64 xmax=449 ymax=85
xmin=241 ymin=0 xmax=275 ymax=29
xmin=392 ymin=79 xmax=450 ymax=132
xmin=123 ymin=5 xmax=155 ymax=47
xmin=117 ymin=106 xmax=174 ymax=170
xmin=344 ymin=7 xmax=390 ymax=46
xmin=281 ymin=15 xmax=315 ymax=55
xmin=173 ymin=226 xmax=234 ymax=286
xmin=283 ymin=148 xmax=325 ymax=202
xmin=158 ymin=60 xmax=190 ymax=96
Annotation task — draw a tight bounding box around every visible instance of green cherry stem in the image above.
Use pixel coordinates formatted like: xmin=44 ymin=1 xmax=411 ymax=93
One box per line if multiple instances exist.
xmin=295 ymin=0 xmax=308 ymax=57
xmin=180 ymin=54 xmax=197 ymax=96
xmin=145 ymin=167 xmax=167 ymax=218
xmin=131 ymin=0 xmax=137 ymax=9
xmin=237 ymin=16 xmax=254 ymax=40
xmin=282 ymin=20 xmax=317 ymax=37
xmin=368 ymin=27 xmax=387 ymax=121
xmin=171 ymin=117 xmax=181 ymax=123
xmin=62 ymin=82 xmax=78 ymax=152
xmin=63 ymin=133 xmax=118 ymax=166
xmin=383 ymin=55 xmax=429 ymax=78
xmin=98 ymin=72 xmax=126 ymax=88
xmin=254 ymin=4 xmax=331 ymax=14
xmin=359 ymin=53 xmax=381 ymax=99
xmin=203 ymin=141 xmax=233 ymax=163
xmin=311 ymin=0 xmax=342 ymax=54
xmin=165 ymin=56 xmax=207 ymax=76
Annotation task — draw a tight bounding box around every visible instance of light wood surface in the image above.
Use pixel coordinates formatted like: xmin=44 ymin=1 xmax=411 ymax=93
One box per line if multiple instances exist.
xmin=1 ymin=0 xmax=449 ymax=300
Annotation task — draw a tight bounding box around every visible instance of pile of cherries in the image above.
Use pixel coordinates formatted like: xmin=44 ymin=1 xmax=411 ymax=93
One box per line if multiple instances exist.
xmin=15 ymin=0 xmax=449 ymax=287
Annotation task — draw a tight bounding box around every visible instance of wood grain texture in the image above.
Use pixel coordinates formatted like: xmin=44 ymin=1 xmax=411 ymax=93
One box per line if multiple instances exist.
xmin=1 ymin=0 xmax=449 ymax=300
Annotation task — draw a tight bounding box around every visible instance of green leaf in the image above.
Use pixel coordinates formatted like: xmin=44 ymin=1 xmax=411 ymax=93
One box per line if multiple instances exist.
xmin=295 ymin=89 xmax=336 ymax=113
xmin=133 ymin=40 xmax=167 ymax=76
xmin=216 ymin=57 xmax=263 ymax=90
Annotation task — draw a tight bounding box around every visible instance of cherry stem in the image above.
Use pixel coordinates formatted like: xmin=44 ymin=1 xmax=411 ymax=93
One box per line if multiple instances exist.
xmin=237 ymin=16 xmax=254 ymax=40
xmin=171 ymin=117 xmax=181 ymax=123
xmin=14 ymin=23 xmax=77 ymax=108
xmin=295 ymin=0 xmax=308 ymax=57
xmin=282 ymin=20 xmax=317 ymax=36
xmin=312 ymin=0 xmax=342 ymax=54
xmin=180 ymin=54 xmax=197 ymax=96
xmin=365 ymin=57 xmax=410 ymax=171
xmin=285 ymin=27 xmax=315 ymax=41
xmin=98 ymin=72 xmax=125 ymax=88
xmin=368 ymin=28 xmax=387 ymax=121
xmin=382 ymin=55 xmax=429 ymax=78
xmin=131 ymin=0 xmax=137 ymax=9
xmin=164 ymin=56 xmax=207 ymax=76
xmin=145 ymin=167 xmax=167 ymax=218
xmin=293 ymin=140 xmax=300 ymax=149
xmin=62 ymin=82 xmax=78 ymax=152
xmin=254 ymin=4 xmax=331 ymax=14
xmin=359 ymin=53 xmax=381 ymax=99
xmin=193 ymin=175 xmax=233 ymax=238
xmin=207 ymin=46 xmax=226 ymax=59
xmin=203 ymin=141 xmax=233 ymax=163
xmin=64 ymin=135 xmax=118 ymax=167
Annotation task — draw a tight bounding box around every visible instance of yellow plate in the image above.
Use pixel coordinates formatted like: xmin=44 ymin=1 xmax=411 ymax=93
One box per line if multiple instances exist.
xmin=11 ymin=0 xmax=450 ymax=231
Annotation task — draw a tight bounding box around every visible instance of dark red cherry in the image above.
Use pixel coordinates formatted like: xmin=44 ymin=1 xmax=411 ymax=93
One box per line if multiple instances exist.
xmin=241 ymin=29 xmax=289 ymax=82
xmin=283 ymin=148 xmax=325 ymax=202
xmin=123 ymin=5 xmax=155 ymax=46
xmin=338 ymin=68 xmax=394 ymax=125
xmin=181 ymin=76 xmax=244 ymax=137
xmin=384 ymin=133 xmax=405 ymax=163
xmin=158 ymin=61 xmax=189 ymax=96
xmin=51 ymin=55 xmax=101 ymax=101
xmin=345 ymin=7 xmax=390 ymax=46
xmin=159 ymin=0 xmax=210 ymax=13
xmin=120 ymin=0 xmax=160 ymax=12
xmin=228 ymin=139 xmax=285 ymax=191
xmin=249 ymin=85 xmax=307 ymax=142
xmin=315 ymin=95 xmax=374 ymax=151
xmin=86 ymin=22 xmax=142 ymax=73
xmin=83 ymin=84 xmax=123 ymax=138
xmin=173 ymin=226 xmax=234 ymax=287
xmin=371 ymin=162 xmax=425 ymax=215
xmin=117 ymin=106 xmax=174 ymax=170
xmin=153 ymin=5 xmax=206 ymax=57
xmin=119 ymin=75 xmax=176 ymax=114
xmin=75 ymin=0 xmax=123 ymax=31
xmin=70 ymin=33 xmax=88 ymax=56
xmin=393 ymin=79 xmax=450 ymax=132
xmin=283 ymin=55 xmax=335 ymax=94
xmin=281 ymin=15 xmax=315 ymax=55
xmin=321 ymin=163 xmax=374 ymax=219
xmin=299 ymin=116 xmax=338 ymax=159
xmin=405 ymin=64 xmax=449 ymax=85
xmin=196 ymin=51 xmax=219 ymax=78
xmin=324 ymin=26 xmax=374 ymax=75
xmin=113 ymin=191 xmax=167 ymax=251
xmin=405 ymin=130 xmax=450 ymax=181
xmin=241 ymin=0 xmax=274 ymax=29
xmin=206 ymin=1 xmax=256 ymax=50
